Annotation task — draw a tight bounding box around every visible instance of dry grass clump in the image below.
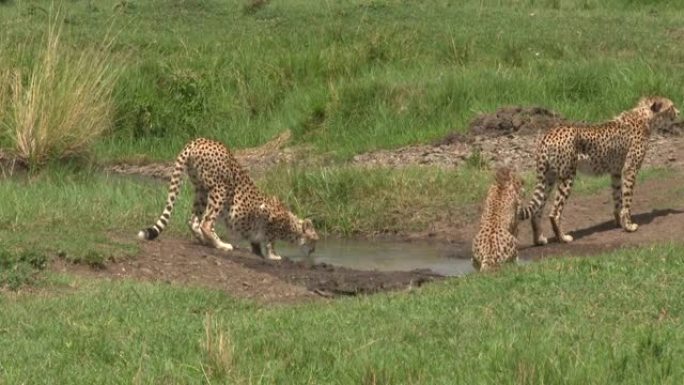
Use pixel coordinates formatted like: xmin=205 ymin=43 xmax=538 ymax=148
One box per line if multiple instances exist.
xmin=0 ymin=12 xmax=121 ymax=169
xmin=243 ymin=0 xmax=269 ymax=14
xmin=200 ymin=313 xmax=236 ymax=381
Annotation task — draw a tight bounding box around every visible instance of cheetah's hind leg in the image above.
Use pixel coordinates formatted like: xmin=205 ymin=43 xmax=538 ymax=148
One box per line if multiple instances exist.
xmin=264 ymin=242 xmax=282 ymax=261
xmin=199 ymin=189 xmax=234 ymax=251
xmin=188 ymin=215 xmax=206 ymax=243
xmin=549 ymin=176 xmax=575 ymax=243
xmin=188 ymin=186 xmax=210 ymax=244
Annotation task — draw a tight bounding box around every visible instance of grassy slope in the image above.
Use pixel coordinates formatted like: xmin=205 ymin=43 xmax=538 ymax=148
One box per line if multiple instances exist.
xmin=2 ymin=245 xmax=684 ymax=384
xmin=3 ymin=0 xmax=684 ymax=160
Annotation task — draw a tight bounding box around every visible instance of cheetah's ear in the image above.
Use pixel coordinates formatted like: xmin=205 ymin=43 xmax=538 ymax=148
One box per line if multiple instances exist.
xmin=302 ymin=219 xmax=314 ymax=231
xmin=650 ymin=100 xmax=663 ymax=113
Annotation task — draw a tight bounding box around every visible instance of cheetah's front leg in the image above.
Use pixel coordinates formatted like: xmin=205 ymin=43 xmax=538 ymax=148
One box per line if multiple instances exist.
xmin=610 ymin=173 xmax=622 ymax=227
xmin=619 ymin=165 xmax=641 ymax=232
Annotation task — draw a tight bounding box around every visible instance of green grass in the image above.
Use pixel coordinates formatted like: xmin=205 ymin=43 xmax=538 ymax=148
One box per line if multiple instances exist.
xmin=0 ymin=248 xmax=48 ymax=290
xmin=2 ymin=0 xmax=684 ymax=161
xmin=259 ymin=164 xmax=492 ymax=235
xmin=2 ymin=244 xmax=684 ymax=384
xmin=0 ymin=168 xmax=159 ymax=263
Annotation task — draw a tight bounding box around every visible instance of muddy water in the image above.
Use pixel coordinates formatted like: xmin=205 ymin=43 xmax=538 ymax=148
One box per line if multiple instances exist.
xmin=277 ymin=238 xmax=475 ymax=277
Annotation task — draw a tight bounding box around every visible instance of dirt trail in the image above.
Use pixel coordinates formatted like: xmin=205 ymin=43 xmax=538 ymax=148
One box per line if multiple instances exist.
xmin=76 ymin=107 xmax=684 ymax=303
xmin=517 ymin=175 xmax=684 ymax=260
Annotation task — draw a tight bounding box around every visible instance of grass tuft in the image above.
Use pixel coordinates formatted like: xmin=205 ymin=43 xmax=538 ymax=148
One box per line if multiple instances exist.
xmin=243 ymin=0 xmax=269 ymax=14
xmin=0 ymin=248 xmax=48 ymax=290
xmin=201 ymin=313 xmax=235 ymax=381
xmin=1 ymin=9 xmax=122 ymax=169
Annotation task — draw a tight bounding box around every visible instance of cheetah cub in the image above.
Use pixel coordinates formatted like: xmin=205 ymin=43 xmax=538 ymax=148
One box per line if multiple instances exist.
xmin=472 ymin=167 xmax=524 ymax=272
xmin=138 ymin=138 xmax=319 ymax=260
xmin=518 ymin=96 xmax=679 ymax=246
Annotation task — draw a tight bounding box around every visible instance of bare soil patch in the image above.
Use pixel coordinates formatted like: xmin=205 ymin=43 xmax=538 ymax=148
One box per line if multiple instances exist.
xmin=52 ymin=237 xmax=441 ymax=304
xmin=466 ymin=106 xmax=572 ymax=137
xmin=515 ymin=175 xmax=684 ymax=261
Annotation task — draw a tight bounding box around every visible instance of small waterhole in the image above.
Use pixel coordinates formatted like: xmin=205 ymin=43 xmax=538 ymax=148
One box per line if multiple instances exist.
xmin=278 ymin=238 xmax=475 ymax=277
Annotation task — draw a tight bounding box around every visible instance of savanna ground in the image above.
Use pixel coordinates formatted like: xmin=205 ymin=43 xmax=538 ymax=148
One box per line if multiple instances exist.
xmin=2 ymin=0 xmax=684 ymax=383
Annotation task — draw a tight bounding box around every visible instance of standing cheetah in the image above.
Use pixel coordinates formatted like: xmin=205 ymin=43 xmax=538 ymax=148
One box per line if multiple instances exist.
xmin=518 ymin=97 xmax=679 ymax=246
xmin=472 ymin=167 xmax=524 ymax=272
xmin=138 ymin=138 xmax=318 ymax=260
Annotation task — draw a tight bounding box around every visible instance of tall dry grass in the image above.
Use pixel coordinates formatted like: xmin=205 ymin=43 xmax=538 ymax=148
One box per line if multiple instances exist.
xmin=201 ymin=313 xmax=236 ymax=381
xmin=1 ymin=12 xmax=121 ymax=168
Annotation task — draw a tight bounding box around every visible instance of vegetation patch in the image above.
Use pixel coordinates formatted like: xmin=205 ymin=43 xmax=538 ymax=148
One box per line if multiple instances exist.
xmin=0 ymin=248 xmax=48 ymax=290
xmin=0 ymin=9 xmax=122 ymax=170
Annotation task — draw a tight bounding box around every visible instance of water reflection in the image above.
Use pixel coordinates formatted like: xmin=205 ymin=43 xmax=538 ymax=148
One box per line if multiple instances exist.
xmin=278 ymin=238 xmax=475 ymax=277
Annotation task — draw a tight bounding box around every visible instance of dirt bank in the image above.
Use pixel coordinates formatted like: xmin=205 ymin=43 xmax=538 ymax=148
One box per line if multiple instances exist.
xmin=53 ymin=237 xmax=442 ymax=304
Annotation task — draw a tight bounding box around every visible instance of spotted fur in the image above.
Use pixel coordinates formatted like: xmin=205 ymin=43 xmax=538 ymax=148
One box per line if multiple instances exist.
xmin=472 ymin=167 xmax=524 ymax=272
xmin=518 ymin=97 xmax=679 ymax=246
xmin=138 ymin=138 xmax=318 ymax=260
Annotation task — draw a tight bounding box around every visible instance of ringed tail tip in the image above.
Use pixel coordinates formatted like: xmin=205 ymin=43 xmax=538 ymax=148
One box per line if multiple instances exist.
xmin=138 ymin=228 xmax=159 ymax=240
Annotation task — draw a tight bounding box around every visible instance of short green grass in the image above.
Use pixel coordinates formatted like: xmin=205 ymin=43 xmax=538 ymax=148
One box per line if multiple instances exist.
xmin=2 ymin=244 xmax=683 ymax=384
xmin=0 ymin=168 xmax=156 ymax=263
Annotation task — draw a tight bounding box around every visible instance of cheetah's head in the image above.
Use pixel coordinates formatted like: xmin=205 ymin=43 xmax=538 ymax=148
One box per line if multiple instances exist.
xmin=638 ymin=96 xmax=680 ymax=127
xmin=495 ymin=166 xmax=524 ymax=198
xmin=297 ymin=218 xmax=319 ymax=257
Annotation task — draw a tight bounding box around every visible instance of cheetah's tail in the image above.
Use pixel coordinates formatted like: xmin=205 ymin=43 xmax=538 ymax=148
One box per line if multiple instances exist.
xmin=517 ymin=156 xmax=549 ymax=221
xmin=138 ymin=143 xmax=192 ymax=240
xmin=517 ymin=183 xmax=546 ymax=221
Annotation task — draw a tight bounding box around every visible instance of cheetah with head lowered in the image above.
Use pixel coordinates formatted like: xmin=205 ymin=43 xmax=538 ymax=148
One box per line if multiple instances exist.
xmin=472 ymin=167 xmax=524 ymax=272
xmin=518 ymin=96 xmax=679 ymax=246
xmin=138 ymin=138 xmax=319 ymax=260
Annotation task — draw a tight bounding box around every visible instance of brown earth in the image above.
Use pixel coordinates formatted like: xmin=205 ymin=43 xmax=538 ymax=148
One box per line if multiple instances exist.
xmin=352 ymin=106 xmax=684 ymax=171
xmin=71 ymin=107 xmax=684 ymax=303
xmin=52 ymin=237 xmax=441 ymax=304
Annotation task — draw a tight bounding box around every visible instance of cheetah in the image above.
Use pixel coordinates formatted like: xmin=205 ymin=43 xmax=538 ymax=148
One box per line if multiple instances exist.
xmin=472 ymin=167 xmax=524 ymax=272
xmin=518 ymin=96 xmax=679 ymax=246
xmin=138 ymin=138 xmax=319 ymax=260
